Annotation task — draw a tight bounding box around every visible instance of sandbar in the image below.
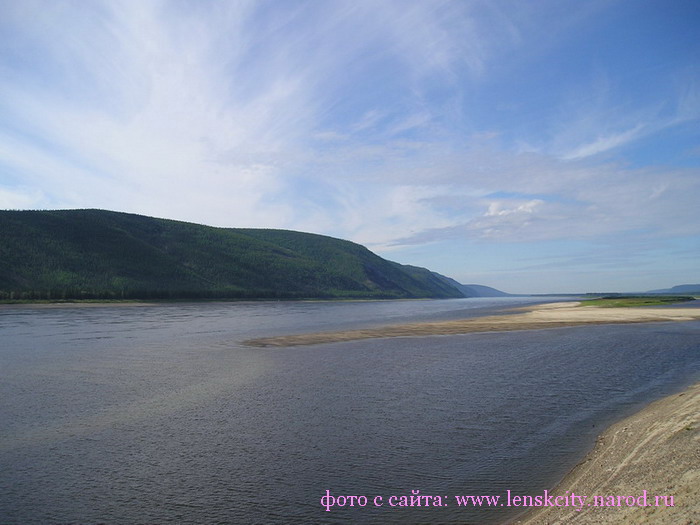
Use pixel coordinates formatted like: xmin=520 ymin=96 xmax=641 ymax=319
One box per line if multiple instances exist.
xmin=244 ymin=301 xmax=700 ymax=347
xmin=514 ymin=381 xmax=700 ymax=524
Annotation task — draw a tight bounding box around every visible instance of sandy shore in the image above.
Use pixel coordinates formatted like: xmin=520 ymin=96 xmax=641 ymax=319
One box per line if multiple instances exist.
xmin=244 ymin=301 xmax=700 ymax=347
xmin=513 ymin=381 xmax=700 ymax=524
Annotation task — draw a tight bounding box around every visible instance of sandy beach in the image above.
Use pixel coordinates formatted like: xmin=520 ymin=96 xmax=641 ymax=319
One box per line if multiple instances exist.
xmin=244 ymin=301 xmax=700 ymax=347
xmin=514 ymin=381 xmax=700 ymax=524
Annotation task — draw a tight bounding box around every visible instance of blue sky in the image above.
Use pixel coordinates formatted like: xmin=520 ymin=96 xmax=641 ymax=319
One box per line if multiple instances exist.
xmin=1 ymin=0 xmax=698 ymax=293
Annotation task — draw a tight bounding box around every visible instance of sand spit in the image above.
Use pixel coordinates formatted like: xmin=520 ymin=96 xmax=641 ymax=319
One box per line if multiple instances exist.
xmin=514 ymin=382 xmax=700 ymax=524
xmin=244 ymin=302 xmax=700 ymax=347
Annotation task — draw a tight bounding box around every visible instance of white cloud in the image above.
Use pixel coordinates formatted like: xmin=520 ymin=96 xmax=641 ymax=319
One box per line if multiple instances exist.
xmin=485 ymin=199 xmax=543 ymax=217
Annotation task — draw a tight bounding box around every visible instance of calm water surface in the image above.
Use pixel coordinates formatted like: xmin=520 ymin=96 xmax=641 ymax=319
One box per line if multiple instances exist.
xmin=1 ymin=298 xmax=699 ymax=524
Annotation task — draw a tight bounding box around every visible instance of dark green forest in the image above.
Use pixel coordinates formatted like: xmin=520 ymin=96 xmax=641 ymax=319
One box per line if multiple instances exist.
xmin=0 ymin=209 xmax=467 ymax=301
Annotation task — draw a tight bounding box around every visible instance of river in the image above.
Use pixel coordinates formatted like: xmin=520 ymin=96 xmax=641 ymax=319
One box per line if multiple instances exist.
xmin=1 ymin=298 xmax=699 ymax=523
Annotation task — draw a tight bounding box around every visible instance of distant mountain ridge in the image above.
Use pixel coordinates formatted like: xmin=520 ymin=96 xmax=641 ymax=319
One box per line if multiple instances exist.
xmin=0 ymin=209 xmax=489 ymax=301
xmin=456 ymin=283 xmax=512 ymax=297
xmin=646 ymin=284 xmax=700 ymax=294
xmin=431 ymin=274 xmax=512 ymax=297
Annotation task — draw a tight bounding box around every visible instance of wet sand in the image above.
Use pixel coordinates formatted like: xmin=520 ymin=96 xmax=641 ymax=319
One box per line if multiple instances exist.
xmin=244 ymin=301 xmax=700 ymax=347
xmin=514 ymin=381 xmax=700 ymax=524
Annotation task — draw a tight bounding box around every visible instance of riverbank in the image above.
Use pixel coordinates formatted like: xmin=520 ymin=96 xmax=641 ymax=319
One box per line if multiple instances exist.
xmin=0 ymin=300 xmax=159 ymax=309
xmin=513 ymin=381 xmax=700 ymax=524
xmin=244 ymin=301 xmax=700 ymax=347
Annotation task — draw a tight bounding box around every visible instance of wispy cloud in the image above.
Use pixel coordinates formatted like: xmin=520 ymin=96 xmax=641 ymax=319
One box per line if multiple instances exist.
xmin=561 ymin=124 xmax=646 ymax=160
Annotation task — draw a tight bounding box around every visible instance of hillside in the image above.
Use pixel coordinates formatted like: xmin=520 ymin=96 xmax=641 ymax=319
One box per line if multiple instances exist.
xmin=0 ymin=209 xmax=465 ymax=301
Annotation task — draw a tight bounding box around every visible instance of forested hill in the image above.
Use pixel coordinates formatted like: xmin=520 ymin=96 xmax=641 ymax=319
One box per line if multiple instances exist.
xmin=0 ymin=209 xmax=465 ymax=301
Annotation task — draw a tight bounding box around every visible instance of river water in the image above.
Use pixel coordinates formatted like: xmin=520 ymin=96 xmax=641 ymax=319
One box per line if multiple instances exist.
xmin=1 ymin=298 xmax=699 ymax=524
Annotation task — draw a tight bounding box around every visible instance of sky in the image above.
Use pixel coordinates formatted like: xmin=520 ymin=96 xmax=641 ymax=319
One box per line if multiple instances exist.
xmin=1 ymin=0 xmax=699 ymax=294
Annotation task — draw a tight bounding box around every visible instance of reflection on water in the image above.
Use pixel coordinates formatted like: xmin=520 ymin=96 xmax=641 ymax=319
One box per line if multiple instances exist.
xmin=1 ymin=298 xmax=699 ymax=524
